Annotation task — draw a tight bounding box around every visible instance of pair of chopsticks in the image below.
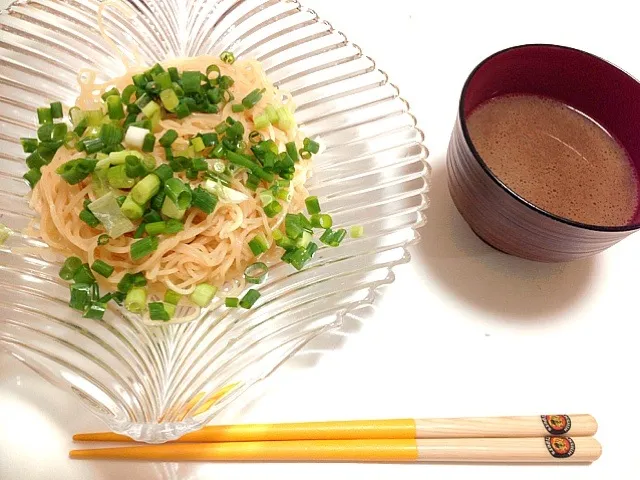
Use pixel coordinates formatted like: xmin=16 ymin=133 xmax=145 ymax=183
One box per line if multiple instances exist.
xmin=70 ymin=414 xmax=602 ymax=463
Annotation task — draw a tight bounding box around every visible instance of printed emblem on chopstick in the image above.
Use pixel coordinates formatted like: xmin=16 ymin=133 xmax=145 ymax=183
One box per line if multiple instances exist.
xmin=545 ymin=436 xmax=575 ymax=458
xmin=541 ymin=414 xmax=571 ymax=434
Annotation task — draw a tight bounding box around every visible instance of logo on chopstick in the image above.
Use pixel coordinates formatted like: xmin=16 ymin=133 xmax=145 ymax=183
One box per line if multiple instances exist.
xmin=545 ymin=436 xmax=576 ymax=458
xmin=541 ymin=414 xmax=571 ymax=434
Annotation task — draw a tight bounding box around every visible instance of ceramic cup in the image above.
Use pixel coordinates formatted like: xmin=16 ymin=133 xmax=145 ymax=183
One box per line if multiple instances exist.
xmin=447 ymin=44 xmax=640 ymax=262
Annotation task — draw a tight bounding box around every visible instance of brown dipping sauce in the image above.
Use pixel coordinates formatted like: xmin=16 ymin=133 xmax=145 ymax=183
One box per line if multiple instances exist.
xmin=466 ymin=94 xmax=639 ymax=227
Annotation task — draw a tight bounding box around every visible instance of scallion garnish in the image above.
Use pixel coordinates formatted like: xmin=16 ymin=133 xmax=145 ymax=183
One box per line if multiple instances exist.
xmin=248 ymin=233 xmax=269 ymax=256
xmin=305 ymin=196 xmax=321 ymax=215
xmin=79 ymin=209 xmax=100 ymax=227
xmin=69 ymin=283 xmax=92 ymax=311
xmin=130 ymin=173 xmax=161 ymax=205
xmin=225 ymin=297 xmax=239 ymax=308
xmin=239 ymin=289 xmax=260 ymax=309
xmin=191 ymin=186 xmax=218 ymax=214
xmin=190 ymin=283 xmax=217 ymax=307
xmin=37 ymin=107 xmax=53 ymax=124
xmin=130 ymin=236 xmax=159 ymax=260
xmin=220 ymin=51 xmax=235 ymax=64
xmin=148 ymin=302 xmax=170 ymax=321
xmin=97 ymin=234 xmax=110 ymax=246
xmin=164 ymin=290 xmax=181 ymax=305
xmin=23 ymin=168 xmax=42 ymax=188
xmin=91 ymin=260 xmax=115 ymax=278
xmin=124 ymin=286 xmax=147 ymax=313
xmin=159 ymin=129 xmax=178 ymax=147
xmin=244 ymin=262 xmax=268 ymax=284
xmin=73 ymin=263 xmax=95 ymax=284
xmin=350 ymin=225 xmax=364 ymax=238
xmin=164 ymin=178 xmax=192 ymax=209
xmin=59 ymin=256 xmax=83 ymax=281
xmin=310 ymin=213 xmax=332 ymax=229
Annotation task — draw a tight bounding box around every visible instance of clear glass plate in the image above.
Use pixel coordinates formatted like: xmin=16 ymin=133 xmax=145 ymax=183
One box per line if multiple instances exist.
xmin=0 ymin=0 xmax=430 ymax=443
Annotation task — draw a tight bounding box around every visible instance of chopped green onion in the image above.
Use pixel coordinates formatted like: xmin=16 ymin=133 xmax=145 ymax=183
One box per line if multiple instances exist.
xmin=125 ymin=155 xmax=146 ymax=177
xmin=175 ymin=101 xmax=190 ymax=119
xmin=219 ymin=75 xmax=234 ymax=90
xmin=182 ymin=71 xmax=201 ymax=93
xmin=97 ymin=234 xmax=110 ymax=245
xmin=141 ymin=155 xmax=156 ymax=173
xmin=159 ymin=129 xmax=178 ymax=147
xmin=142 ymin=133 xmax=156 ymax=152
xmin=190 ymin=283 xmax=217 ymax=307
xmin=69 ymin=283 xmax=92 ymax=311
xmin=133 ymin=224 xmax=145 ymax=239
xmin=162 ymin=178 xmax=191 ymax=209
xmin=23 ymin=168 xmax=42 ymax=188
xmin=37 ymin=107 xmax=53 ymax=124
xmin=168 ymin=67 xmax=180 ymax=82
xmin=101 ymin=87 xmax=120 ymax=101
xmin=130 ymin=236 xmax=159 ymax=260
xmin=165 ymin=219 xmax=184 ymax=234
xmin=242 ymin=88 xmax=264 ymax=109
xmin=143 ymin=210 xmax=162 ymax=224
xmin=245 ymin=174 xmax=260 ymax=191
xmin=225 ymin=297 xmax=239 ymax=308
xmin=50 ymin=101 xmax=63 ymax=119
xmin=120 ymin=195 xmax=144 ymax=220
xmin=131 ymin=272 xmax=147 ymax=287
xmin=117 ymin=273 xmax=134 ymax=293
xmin=206 ymin=64 xmax=221 ymax=79
xmin=303 ymin=137 xmax=320 ymax=154
xmin=191 ymin=157 xmax=208 ymax=171
xmin=310 ymin=213 xmax=332 ymax=229
xmin=124 ymin=125 xmax=150 ymax=149
xmin=263 ymin=200 xmax=282 ymax=218
xmin=191 ymin=186 xmax=217 ymax=214
xmin=259 ymin=190 xmax=274 ymax=207
xmin=56 ymin=158 xmax=97 ymax=184
xmin=211 ymin=159 xmax=226 ymax=173
xmin=288 ymin=247 xmax=312 ymax=270
xmin=161 ymin=195 xmax=186 ymax=219
xmin=350 ymin=225 xmax=364 ymax=238
xmin=144 ymin=221 xmax=166 ymax=236
xmin=26 ymin=151 xmax=46 ymax=169
xmin=276 ymin=106 xmax=294 ymax=131
xmin=164 ymin=302 xmax=176 ymax=318
xmin=305 ymin=196 xmax=321 ymax=215
xmin=285 ymin=213 xmax=303 ymax=239
xmin=121 ymin=84 xmax=137 ymax=105
xmin=296 ymin=230 xmax=313 ymax=248
xmin=124 ymin=287 xmax=147 ymax=313
xmin=254 ymin=113 xmax=270 ymax=130
xmin=83 ymin=137 xmax=105 ymax=154
xmin=130 ymin=174 xmax=161 ymax=204
xmin=91 ymin=260 xmax=114 ymax=278
xmin=153 ymin=71 xmax=172 ymax=89
xmin=100 ymin=123 xmax=124 ymax=146
xmin=150 ymin=190 xmax=166 ymax=212
xmin=83 ymin=301 xmax=107 ymax=320
xmin=107 ymin=165 xmax=135 ymax=189
xmin=79 ymin=209 xmax=100 ymax=227
xmin=231 ymin=103 xmax=245 ymax=113
xmin=59 ymin=256 xmax=83 ymax=281
xmin=190 ymin=137 xmax=205 ymax=153
xmin=220 ymin=51 xmax=235 ymax=64
xmin=306 ymin=241 xmax=319 ymax=257
xmin=73 ymin=263 xmax=95 ymax=284
xmin=164 ymin=290 xmax=181 ymax=305
xmin=215 ymin=121 xmax=228 ymax=134
xmin=285 ymin=141 xmax=299 ymax=162
xmin=148 ymin=301 xmax=170 ymax=321
xmin=320 ymin=228 xmax=334 ymax=245
xmin=248 ymin=233 xmax=269 ymax=256
xmin=201 ymin=132 xmax=218 ymax=147
xmin=300 ymin=149 xmax=311 ymax=160
xmin=20 ymin=137 xmax=39 ymax=153
xmin=244 ymin=262 xmax=268 ymax=284
xmin=154 ymin=164 xmax=174 ymax=182
xmin=225 ymin=150 xmax=274 ymax=182
xmin=239 ymin=289 xmax=260 ymax=309
xmin=107 ymin=95 xmax=125 ymax=120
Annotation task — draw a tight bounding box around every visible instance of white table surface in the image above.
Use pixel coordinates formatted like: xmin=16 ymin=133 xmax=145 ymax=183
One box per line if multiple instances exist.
xmin=2 ymin=0 xmax=640 ymax=478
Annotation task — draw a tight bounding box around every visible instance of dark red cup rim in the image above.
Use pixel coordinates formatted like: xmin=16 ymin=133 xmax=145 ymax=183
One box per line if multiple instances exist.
xmin=459 ymin=43 xmax=640 ymax=233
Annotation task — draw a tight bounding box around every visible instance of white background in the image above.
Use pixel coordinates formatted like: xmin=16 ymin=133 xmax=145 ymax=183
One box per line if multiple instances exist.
xmin=2 ymin=0 xmax=639 ymax=478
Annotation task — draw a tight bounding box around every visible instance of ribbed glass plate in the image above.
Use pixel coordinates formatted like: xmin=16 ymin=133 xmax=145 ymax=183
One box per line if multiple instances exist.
xmin=0 ymin=0 xmax=430 ymax=443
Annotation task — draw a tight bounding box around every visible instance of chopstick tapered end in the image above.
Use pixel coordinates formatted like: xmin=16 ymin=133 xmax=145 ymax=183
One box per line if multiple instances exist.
xmin=73 ymin=432 xmax=134 ymax=442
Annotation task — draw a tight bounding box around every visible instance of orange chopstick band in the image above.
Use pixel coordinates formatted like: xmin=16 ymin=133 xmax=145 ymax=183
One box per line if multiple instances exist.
xmin=70 ymin=439 xmax=420 ymax=462
xmin=73 ymin=418 xmax=417 ymax=443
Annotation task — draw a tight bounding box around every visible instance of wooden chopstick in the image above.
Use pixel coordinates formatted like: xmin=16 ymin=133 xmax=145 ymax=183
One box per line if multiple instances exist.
xmin=74 ymin=414 xmax=597 ymax=443
xmin=69 ymin=437 xmax=602 ymax=463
